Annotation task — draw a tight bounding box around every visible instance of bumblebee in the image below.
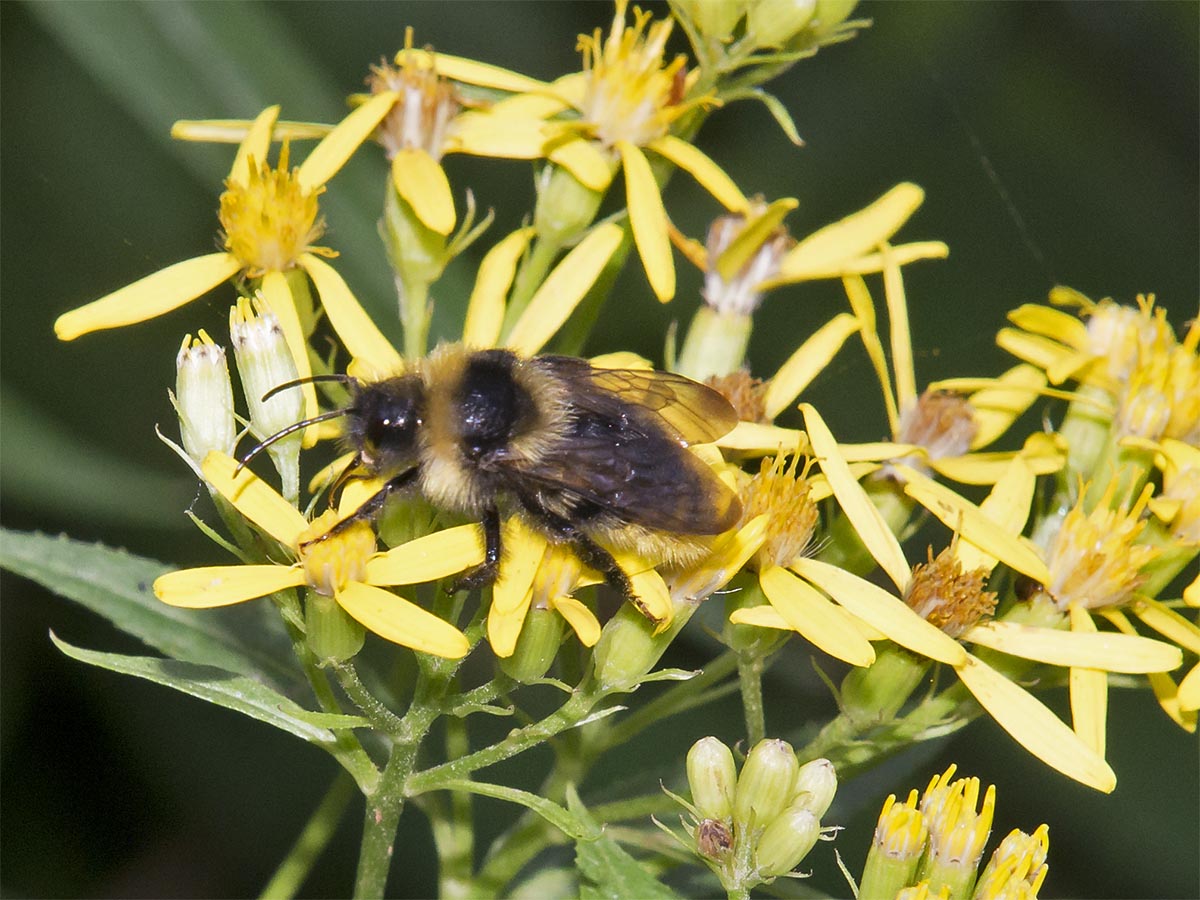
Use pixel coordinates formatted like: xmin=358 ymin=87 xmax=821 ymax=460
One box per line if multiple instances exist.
xmin=249 ymin=343 xmax=742 ymax=604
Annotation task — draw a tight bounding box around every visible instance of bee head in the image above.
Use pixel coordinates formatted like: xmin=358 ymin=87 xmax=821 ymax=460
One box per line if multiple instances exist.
xmin=349 ymin=376 xmax=425 ymax=469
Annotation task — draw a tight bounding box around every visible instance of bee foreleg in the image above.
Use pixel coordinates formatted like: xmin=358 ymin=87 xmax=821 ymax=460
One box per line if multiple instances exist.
xmin=302 ymin=468 xmax=418 ymax=548
xmin=447 ymin=505 xmax=502 ymax=594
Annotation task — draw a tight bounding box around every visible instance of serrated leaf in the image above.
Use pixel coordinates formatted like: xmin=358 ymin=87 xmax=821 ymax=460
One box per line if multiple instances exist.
xmin=50 ymin=633 xmax=354 ymax=745
xmin=1 ymin=529 xmax=299 ymax=688
xmin=570 ymin=787 xmax=678 ymax=899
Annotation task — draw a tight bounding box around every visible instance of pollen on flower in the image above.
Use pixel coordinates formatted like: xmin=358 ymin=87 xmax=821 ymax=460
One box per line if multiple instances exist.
xmin=895 ymin=390 xmax=979 ymax=463
xmin=918 ymin=766 xmax=994 ymax=870
xmin=218 ymin=144 xmax=334 ymax=275
xmin=739 ymin=452 xmax=818 ymax=569
xmin=368 ymin=44 xmax=461 ymax=160
xmin=702 ymin=206 xmax=794 ymax=316
xmin=1044 ymin=479 xmax=1160 ymax=612
xmin=974 ymin=825 xmax=1049 ymax=899
xmin=1084 ymin=295 xmax=1175 ymax=386
xmin=904 ymin=546 xmax=997 ymax=639
xmin=577 ymin=0 xmax=703 ymax=148
xmin=872 ymin=791 xmax=928 ymax=860
xmin=706 ymin=370 xmax=769 ymax=423
xmin=297 ymin=511 xmax=376 ymax=596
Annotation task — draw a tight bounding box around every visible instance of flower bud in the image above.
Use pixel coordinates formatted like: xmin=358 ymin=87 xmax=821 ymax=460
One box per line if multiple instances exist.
xmin=593 ymin=599 xmax=693 ymax=691
xmin=687 ymin=737 xmax=738 ymax=823
xmin=174 ymin=331 xmax=236 ymax=465
xmin=673 ymin=0 xmax=747 ymax=44
xmin=754 ymin=807 xmax=820 ymax=877
xmin=734 ymin=739 xmax=799 ymax=831
xmin=746 ymin=0 xmax=816 ymax=49
xmin=499 ymin=605 xmax=564 ymax=682
xmin=791 ymin=758 xmax=837 ymax=819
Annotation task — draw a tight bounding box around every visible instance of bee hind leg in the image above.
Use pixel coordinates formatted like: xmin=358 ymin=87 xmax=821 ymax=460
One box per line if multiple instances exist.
xmin=530 ymin=510 xmax=636 ymax=606
xmin=447 ymin=506 xmax=502 ymax=594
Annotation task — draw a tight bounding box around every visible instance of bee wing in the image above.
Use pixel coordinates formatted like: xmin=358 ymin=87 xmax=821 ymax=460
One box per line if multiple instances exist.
xmin=535 ymin=357 xmax=738 ymax=445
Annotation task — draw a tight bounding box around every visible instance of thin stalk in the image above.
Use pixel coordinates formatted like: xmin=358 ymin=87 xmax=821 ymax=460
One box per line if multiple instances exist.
xmin=436 ymin=713 xmax=475 ymax=899
xmin=260 ymin=774 xmax=356 ymax=900
xmin=737 ymin=652 xmax=767 ymax=746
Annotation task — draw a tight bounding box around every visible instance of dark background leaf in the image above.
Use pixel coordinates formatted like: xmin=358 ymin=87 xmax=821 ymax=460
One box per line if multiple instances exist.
xmin=2 ymin=2 xmax=1195 ymax=898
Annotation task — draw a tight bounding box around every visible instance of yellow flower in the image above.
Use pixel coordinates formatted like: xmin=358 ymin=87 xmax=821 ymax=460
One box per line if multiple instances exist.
xmin=153 ymin=452 xmax=470 ymax=658
xmin=55 ymin=106 xmax=405 ymax=443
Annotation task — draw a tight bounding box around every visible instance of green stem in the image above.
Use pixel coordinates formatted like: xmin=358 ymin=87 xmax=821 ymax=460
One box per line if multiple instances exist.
xmin=737 ymin=653 xmax=767 ymax=746
xmin=436 ymin=713 xmax=475 ymax=900
xmin=401 ymin=277 xmax=431 ymax=362
xmin=260 ymin=774 xmax=355 ymax=900
xmin=299 ymin=657 xmax=378 ymax=794
xmin=353 ymin=746 xmax=411 ymax=899
xmin=334 ymin=662 xmax=405 ymax=734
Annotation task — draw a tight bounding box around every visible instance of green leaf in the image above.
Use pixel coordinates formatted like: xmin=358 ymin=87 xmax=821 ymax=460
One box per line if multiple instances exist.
xmin=0 ymin=529 xmax=299 ymax=688
xmin=50 ymin=632 xmax=361 ymax=744
xmin=570 ymin=787 xmax=678 ymax=900
xmin=418 ymin=779 xmax=590 ymax=840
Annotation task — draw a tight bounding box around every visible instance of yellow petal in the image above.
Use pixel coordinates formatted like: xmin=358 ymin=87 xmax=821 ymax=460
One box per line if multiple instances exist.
xmin=1007 ymin=303 xmax=1090 ymax=350
xmin=716 ymin=422 xmax=809 ymax=453
xmin=729 ymin=605 xmax=791 ymax=630
xmin=505 ymin=223 xmax=623 ymax=355
xmin=487 ymin=90 xmax=570 ymax=120
xmin=1132 ymin=598 xmax=1200 ymax=656
xmin=837 ymin=442 xmax=920 ymax=462
xmin=963 ymin=620 xmax=1182 ymax=673
xmin=463 ymin=227 xmax=534 ymax=348
xmin=669 ymin=516 xmax=768 ymax=604
xmin=801 ymin=403 xmax=910 ymax=592
xmin=337 ymin=478 xmax=387 ymax=518
xmin=260 ymin=271 xmax=319 ymax=447
xmin=366 ymin=524 xmax=486 ymax=586
xmin=792 ymin=557 xmax=967 ymax=666
xmin=842 ymin=276 xmax=899 ymax=435
xmin=966 ymin=364 xmax=1047 ymax=450
xmin=892 ymin=463 xmax=1050 ymax=585
xmin=880 ymin=245 xmax=917 ymax=413
xmin=391 ymin=148 xmax=456 ymax=236
xmin=632 ymin=567 xmax=673 ymax=629
xmin=955 ymin=652 xmax=1116 ymax=792
xmin=297 ymin=91 xmax=398 ymax=191
xmin=713 ymin=198 xmax=797 ymax=283
xmin=759 ymin=565 xmax=876 ymax=666
xmin=448 ymin=112 xmax=554 ymax=159
xmin=229 ymin=105 xmax=280 ymax=186
xmin=994 ymin=328 xmax=1078 ymax=383
xmin=154 ymin=564 xmax=305 ymax=608
xmin=953 ymin=455 xmax=1036 ymax=573
xmin=781 ymin=183 xmax=925 ymax=279
xmin=647 ymin=135 xmax=748 ymax=213
xmin=336 ymin=581 xmax=469 ymax=658
xmin=617 ymin=141 xmax=674 ymax=302
xmin=427 ymin=53 xmax=551 ymax=93
xmin=55 ymin=253 xmax=241 ymax=341
xmin=299 ymin=255 xmax=403 ymax=374
xmin=1147 ymin=671 xmax=1198 ymax=732
xmin=308 ymin=451 xmax=358 ymax=494
xmin=1185 ymin=571 xmax=1200 ymax=608
xmin=764 ymin=313 xmax=860 ymax=419
xmin=552 ymin=595 xmax=602 ymax=647
xmin=807 ymin=463 xmax=882 ymax=502
xmin=173 ymin=117 xmax=330 ymax=145
xmin=547 ymin=134 xmax=616 ymax=192
xmin=1178 ymin=662 xmax=1200 ymax=713
xmin=493 ymin=521 xmax=548 ymax=614
xmin=487 ymin=593 xmax=532 ymax=658
xmin=931 ymin=447 xmax=1060 ymax=486
xmin=1068 ymin=602 xmax=1107 ymax=757
xmin=760 ymin=241 xmax=948 ymax=289
xmin=589 ymin=351 xmax=652 ymax=369
xmin=201 ymin=451 xmax=307 ymax=546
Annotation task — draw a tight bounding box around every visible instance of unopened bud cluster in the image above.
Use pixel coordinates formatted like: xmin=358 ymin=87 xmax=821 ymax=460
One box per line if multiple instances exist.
xmin=678 ymin=737 xmax=836 ymax=891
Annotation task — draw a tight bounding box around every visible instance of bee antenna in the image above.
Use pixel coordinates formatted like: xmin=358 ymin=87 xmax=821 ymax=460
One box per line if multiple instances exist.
xmin=261 ymin=373 xmax=356 ymax=403
xmin=236 ymin=408 xmax=351 ymax=472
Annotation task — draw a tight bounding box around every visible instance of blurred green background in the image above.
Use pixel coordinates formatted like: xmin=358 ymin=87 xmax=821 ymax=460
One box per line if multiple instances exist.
xmin=2 ymin=2 xmax=1196 ymax=897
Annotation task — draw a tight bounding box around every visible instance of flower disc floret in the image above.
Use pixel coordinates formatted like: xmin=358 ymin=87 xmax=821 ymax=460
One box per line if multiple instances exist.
xmin=368 ymin=54 xmax=462 ymax=160
xmin=298 ymin=511 xmax=376 ymax=597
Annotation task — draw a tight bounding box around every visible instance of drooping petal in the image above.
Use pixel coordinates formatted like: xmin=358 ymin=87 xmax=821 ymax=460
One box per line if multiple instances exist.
xmin=994 ymin=328 xmax=1082 ymax=384
xmin=842 ymin=276 xmax=899 ymax=434
xmin=764 ymin=313 xmax=860 ymax=419
xmin=632 ymin=567 xmax=673 ymax=628
xmin=492 ymin=521 xmax=548 ymax=615
xmin=617 ymin=140 xmax=674 ymax=302
xmin=837 ymin=442 xmax=919 ymax=463
xmin=392 ymin=148 xmax=457 ymax=236
xmin=880 ymin=244 xmax=918 ymax=414
xmin=760 ymin=241 xmax=948 ymax=289
xmin=1068 ymin=602 xmax=1108 ymax=757
xmin=552 ymin=595 xmax=602 ymax=647
xmin=299 ymin=254 xmax=403 ymax=374
xmin=448 ymin=112 xmax=555 ymax=160
xmin=792 ymin=557 xmax=967 ymax=666
xmin=1178 ymin=662 xmax=1200 ymax=713
xmin=1130 ymin=598 xmax=1200 ymax=656
xmin=1186 ymin=571 xmax=1200 ymax=607
xmin=427 ymin=53 xmax=551 ymax=94
xmin=962 ymin=620 xmax=1182 ymax=673
xmin=488 ymin=591 xmax=532 ymax=658
xmin=953 ymin=454 xmax=1036 ymax=573
xmin=201 ymin=451 xmax=307 ymax=546
xmin=505 ymin=222 xmax=623 ymax=355
xmin=1104 ymin=609 xmax=1197 ymax=731
xmin=1007 ymin=304 xmax=1090 ymax=350
xmin=55 ymin=253 xmax=242 ymax=341
xmin=229 ymin=105 xmax=281 ymax=186
xmin=780 ymin=183 xmax=925 ymax=280
xmin=713 ymin=199 xmax=797 ymax=284
xmin=463 ymin=227 xmax=534 ymax=348
xmin=966 ymin=364 xmax=1047 ymax=450
xmin=802 ymin=403 xmax=910 ymax=592
xmin=892 ymin=463 xmax=1050 ymax=585
xmin=758 ymin=565 xmax=876 ymax=666
xmin=548 ymin=134 xmax=617 ymax=192
xmin=336 ymin=581 xmax=469 ymax=658
xmin=366 ymin=525 xmax=486 ymax=586
xmin=154 ymin=564 xmax=305 ymax=608
xmin=259 ymin=270 xmax=319 ymax=446
xmin=647 ymin=135 xmax=748 ymax=213
xmin=954 ymin=652 xmax=1116 ymax=792
xmin=297 ymin=91 xmax=399 ymax=191
xmin=173 ymin=117 xmax=331 ymax=145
